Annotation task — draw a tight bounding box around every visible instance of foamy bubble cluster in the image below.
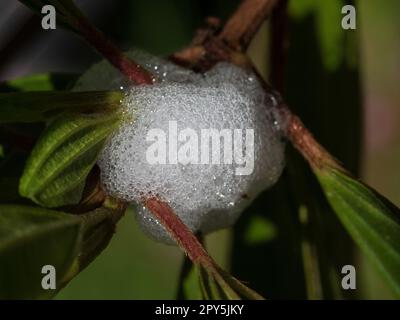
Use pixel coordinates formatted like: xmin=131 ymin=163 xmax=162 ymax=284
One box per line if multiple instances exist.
xmin=75 ymin=51 xmax=286 ymax=244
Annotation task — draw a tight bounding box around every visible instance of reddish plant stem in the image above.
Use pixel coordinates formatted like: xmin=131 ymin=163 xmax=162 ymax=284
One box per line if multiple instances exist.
xmin=144 ymin=197 xmax=215 ymax=269
xmin=70 ymin=0 xmax=338 ymax=272
xmin=147 ymin=0 xmax=341 ymax=276
xmin=76 ymin=18 xmax=154 ymax=85
xmin=217 ymin=0 xmax=339 ymax=172
xmin=219 ymin=0 xmax=279 ymax=51
xmin=172 ymin=0 xmax=279 ymax=70
xmin=282 ymin=107 xmax=343 ymax=170
xmin=261 ymin=1 xmax=341 ymax=171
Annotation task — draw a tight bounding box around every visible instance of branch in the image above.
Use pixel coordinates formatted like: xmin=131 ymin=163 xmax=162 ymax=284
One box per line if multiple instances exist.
xmin=144 ymin=197 xmax=265 ymax=299
xmin=144 ymin=198 xmax=214 ymax=268
xmin=76 ymin=17 xmax=154 ymax=85
xmin=281 ymin=106 xmax=343 ymax=171
xmin=18 ymin=0 xmax=154 ymax=85
xmin=219 ymin=0 xmax=279 ymax=51
xmin=173 ymin=0 xmax=341 ymax=174
xmin=171 ymin=0 xmax=279 ymax=71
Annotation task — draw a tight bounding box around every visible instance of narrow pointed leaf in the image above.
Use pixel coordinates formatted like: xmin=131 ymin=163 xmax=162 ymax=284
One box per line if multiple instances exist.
xmin=198 ymin=266 xmax=231 ymax=300
xmin=0 ymin=203 xmax=126 ymax=299
xmin=6 ymin=74 xmax=53 ymax=91
xmin=77 ymin=203 xmax=126 ymax=270
xmin=315 ymin=167 xmax=400 ymax=297
xmin=0 ymin=205 xmax=82 ymax=299
xmin=145 ymin=198 xmax=264 ymax=300
xmin=3 ymin=73 xmax=78 ymax=92
xmin=0 ymin=90 xmax=123 ymax=123
xmin=196 ymin=264 xmax=264 ymax=300
xmin=20 ymin=112 xmax=122 ymax=207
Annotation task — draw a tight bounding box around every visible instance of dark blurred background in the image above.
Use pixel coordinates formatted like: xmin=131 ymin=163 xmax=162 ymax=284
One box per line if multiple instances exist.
xmin=0 ymin=0 xmax=399 ymax=299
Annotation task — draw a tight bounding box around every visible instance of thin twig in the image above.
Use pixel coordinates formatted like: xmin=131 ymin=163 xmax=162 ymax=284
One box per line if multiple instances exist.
xmin=172 ymin=0 xmax=340 ymax=172
xmin=75 ymin=17 xmax=154 ymax=85
xmin=219 ymin=0 xmax=279 ymax=51
xmin=144 ymin=198 xmax=215 ymax=268
xmin=17 ymin=0 xmax=154 ymax=85
xmin=282 ymin=107 xmax=343 ymax=170
xmin=172 ymin=0 xmax=279 ymax=71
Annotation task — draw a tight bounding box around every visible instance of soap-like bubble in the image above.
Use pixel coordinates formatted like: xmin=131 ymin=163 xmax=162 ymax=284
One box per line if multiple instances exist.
xmin=75 ymin=51 xmax=286 ymax=244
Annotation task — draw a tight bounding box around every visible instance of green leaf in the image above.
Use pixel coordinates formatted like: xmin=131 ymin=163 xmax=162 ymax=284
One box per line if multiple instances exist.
xmin=0 ymin=203 xmax=126 ymax=299
xmin=1 ymin=73 xmax=79 ymax=93
xmin=197 ymin=265 xmax=264 ymax=300
xmin=7 ymin=74 xmax=54 ymax=92
xmin=285 ymin=0 xmax=362 ymax=300
xmin=0 ymin=90 xmax=123 ymax=123
xmin=0 ymin=205 xmax=82 ymax=299
xmin=77 ymin=203 xmax=126 ymax=270
xmin=198 ymin=265 xmax=228 ymax=299
xmin=176 ymin=242 xmax=265 ymax=300
xmin=20 ymin=112 xmax=122 ymax=207
xmin=315 ymin=167 xmax=400 ymax=297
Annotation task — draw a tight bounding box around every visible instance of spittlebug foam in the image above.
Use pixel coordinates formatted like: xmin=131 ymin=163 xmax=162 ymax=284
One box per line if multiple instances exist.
xmin=75 ymin=51 xmax=286 ymax=244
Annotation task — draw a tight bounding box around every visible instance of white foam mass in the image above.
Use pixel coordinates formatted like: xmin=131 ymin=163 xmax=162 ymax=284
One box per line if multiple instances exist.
xmin=75 ymin=51 xmax=286 ymax=244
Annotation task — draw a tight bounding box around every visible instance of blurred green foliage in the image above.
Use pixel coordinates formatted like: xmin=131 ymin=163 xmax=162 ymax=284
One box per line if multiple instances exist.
xmin=1 ymin=0 xmax=400 ymax=300
xmin=41 ymin=0 xmax=400 ymax=300
xmin=0 ymin=205 xmax=82 ymax=299
xmin=7 ymin=74 xmax=53 ymax=91
xmin=58 ymin=209 xmax=183 ymax=299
